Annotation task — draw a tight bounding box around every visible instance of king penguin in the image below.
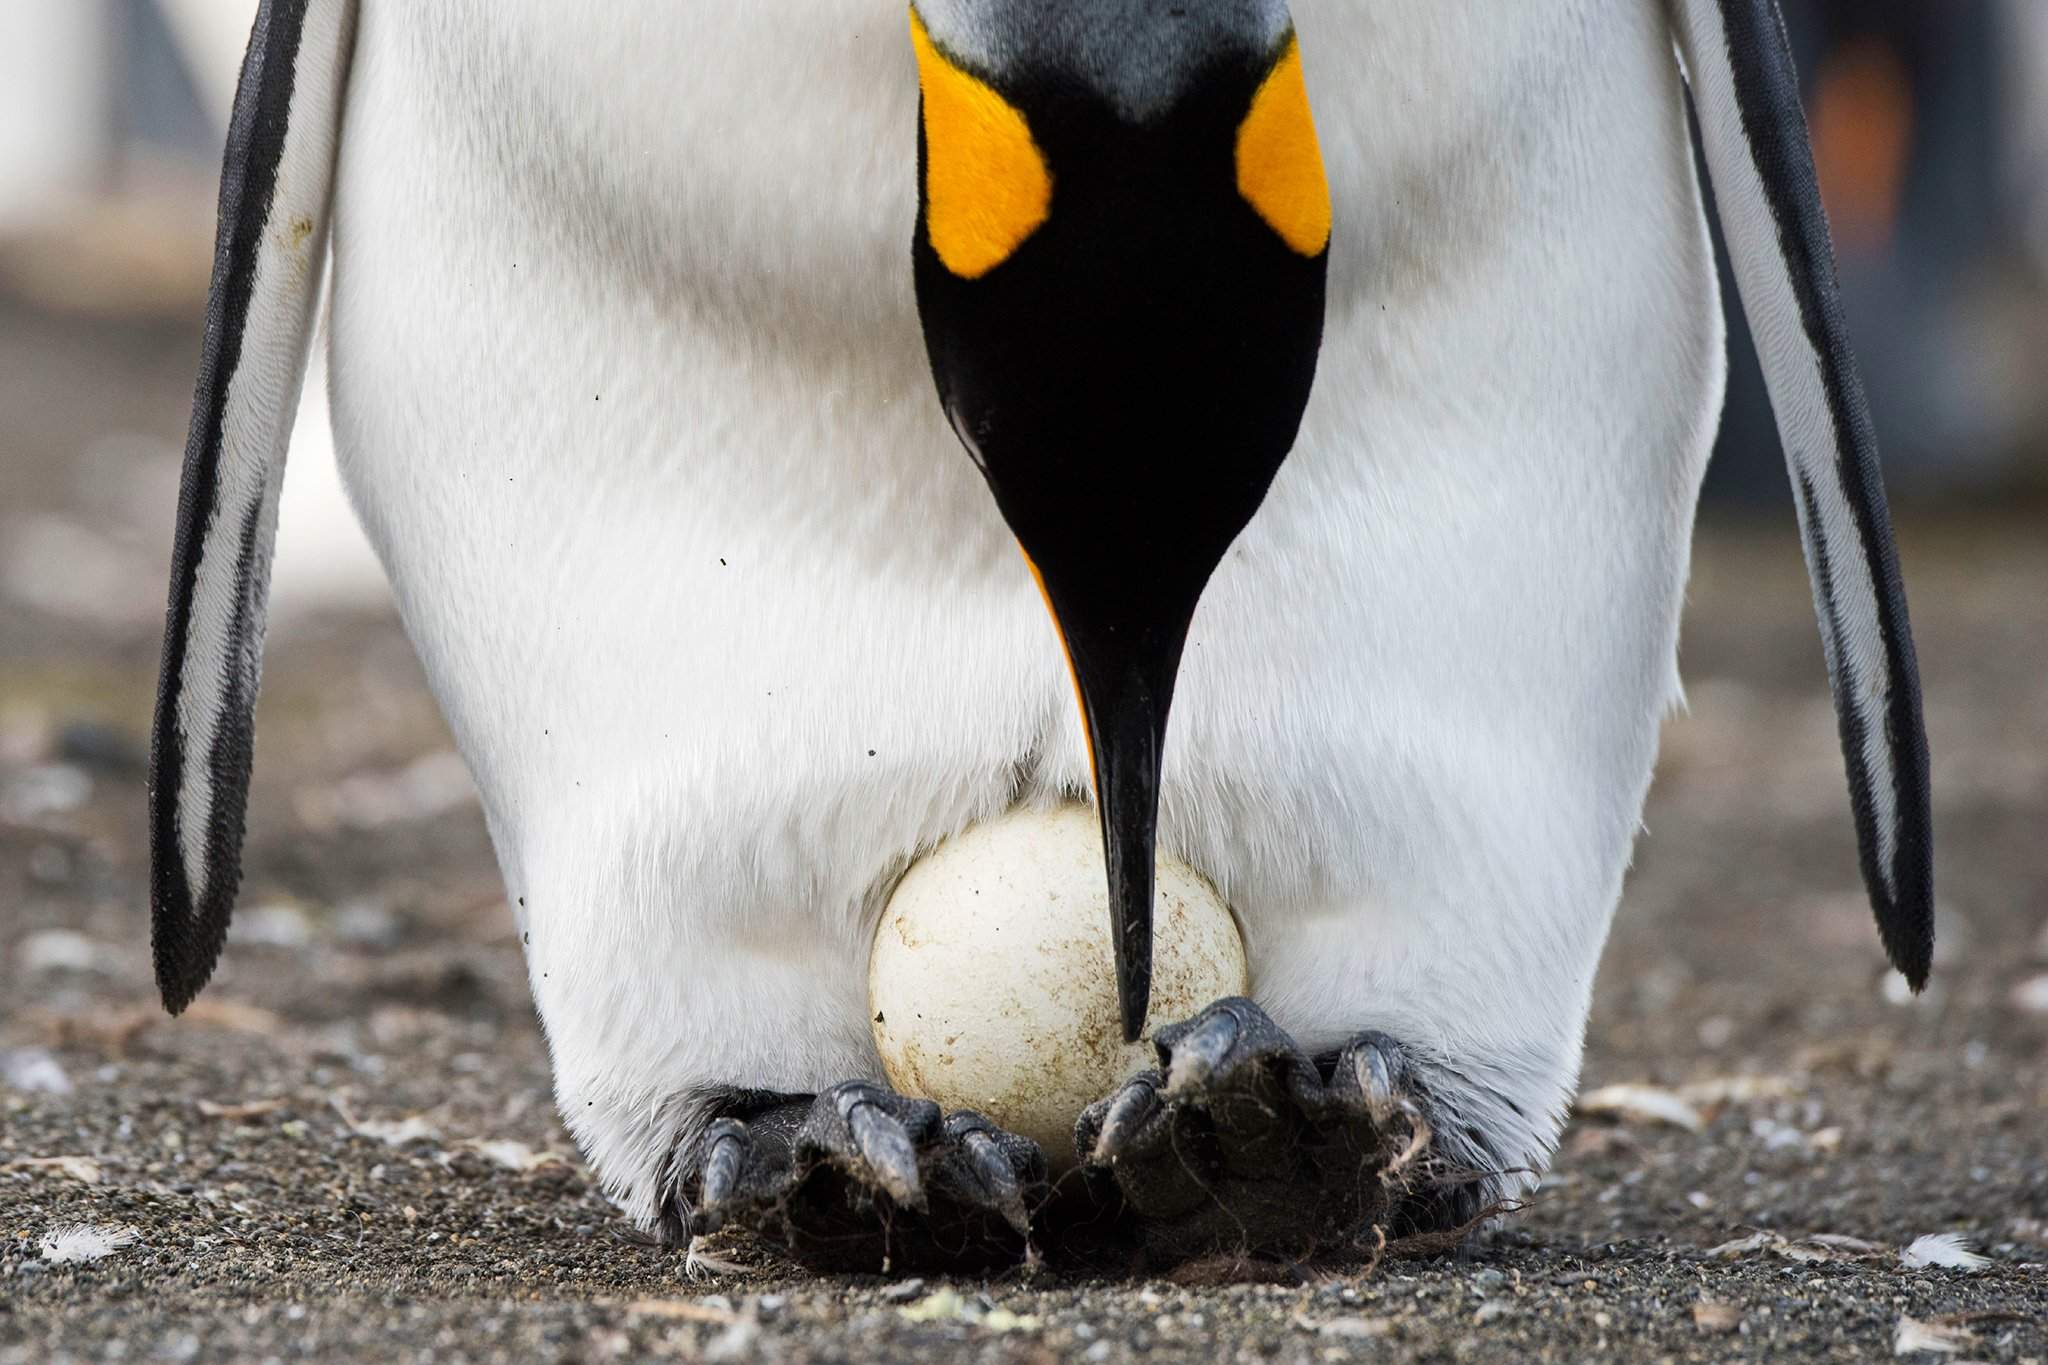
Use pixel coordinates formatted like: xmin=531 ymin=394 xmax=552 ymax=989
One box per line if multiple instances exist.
xmin=151 ymin=0 xmax=1930 ymax=1269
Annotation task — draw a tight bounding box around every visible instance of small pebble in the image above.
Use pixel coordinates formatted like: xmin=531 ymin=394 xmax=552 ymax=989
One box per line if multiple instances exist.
xmin=17 ymin=928 xmax=105 ymax=973
xmin=1318 ymin=1316 xmax=1392 ymax=1340
xmin=3 ymin=1047 xmax=74 ymax=1096
xmin=1696 ymin=1015 xmax=1736 ymax=1048
xmin=230 ymin=905 xmax=313 ymax=949
xmin=703 ymin=1315 xmax=760 ymax=1363
xmin=1 ymin=764 xmax=91 ymax=821
xmin=335 ymin=901 xmax=403 ymax=947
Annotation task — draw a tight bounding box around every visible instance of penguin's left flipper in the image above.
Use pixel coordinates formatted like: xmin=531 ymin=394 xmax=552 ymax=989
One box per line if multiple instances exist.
xmin=675 ymin=1082 xmax=1048 ymax=1272
xmin=150 ymin=0 xmax=358 ymax=1015
xmin=1672 ymin=0 xmax=1933 ymax=984
xmin=1078 ymin=998 xmax=1484 ymax=1268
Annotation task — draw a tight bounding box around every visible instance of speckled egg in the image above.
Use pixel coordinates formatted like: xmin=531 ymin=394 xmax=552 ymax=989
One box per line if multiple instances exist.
xmin=869 ymin=803 xmax=1248 ymax=1165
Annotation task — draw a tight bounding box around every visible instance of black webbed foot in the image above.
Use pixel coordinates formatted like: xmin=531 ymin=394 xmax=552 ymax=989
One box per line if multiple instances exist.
xmin=672 ymin=1081 xmax=1047 ymax=1272
xmin=1075 ymin=997 xmax=1472 ymax=1266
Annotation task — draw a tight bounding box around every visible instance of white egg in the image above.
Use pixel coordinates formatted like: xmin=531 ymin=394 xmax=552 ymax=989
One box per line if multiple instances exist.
xmin=869 ymin=803 xmax=1248 ymax=1165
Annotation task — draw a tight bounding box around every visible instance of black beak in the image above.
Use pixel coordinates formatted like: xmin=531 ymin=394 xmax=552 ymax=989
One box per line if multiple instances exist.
xmin=910 ymin=26 xmax=1330 ymax=1048
xmin=1029 ymin=564 xmax=1197 ymax=1042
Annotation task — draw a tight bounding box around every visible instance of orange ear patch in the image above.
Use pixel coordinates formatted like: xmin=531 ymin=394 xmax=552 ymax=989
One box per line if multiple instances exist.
xmin=1236 ymin=36 xmax=1331 ymax=257
xmin=911 ymin=9 xmax=1053 ymax=279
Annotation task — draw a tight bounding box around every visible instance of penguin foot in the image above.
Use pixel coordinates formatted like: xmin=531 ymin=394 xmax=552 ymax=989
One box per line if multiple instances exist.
xmin=675 ymin=1081 xmax=1047 ymax=1272
xmin=1074 ymin=997 xmax=1486 ymax=1268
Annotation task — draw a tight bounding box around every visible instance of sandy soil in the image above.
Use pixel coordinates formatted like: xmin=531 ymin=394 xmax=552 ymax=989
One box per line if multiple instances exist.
xmin=2 ymin=299 xmax=2044 ymax=1361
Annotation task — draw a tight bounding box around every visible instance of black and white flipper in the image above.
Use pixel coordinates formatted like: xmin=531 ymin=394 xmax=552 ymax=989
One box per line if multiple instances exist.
xmin=1672 ymin=0 xmax=1934 ymax=985
xmin=150 ymin=0 xmax=358 ymax=1012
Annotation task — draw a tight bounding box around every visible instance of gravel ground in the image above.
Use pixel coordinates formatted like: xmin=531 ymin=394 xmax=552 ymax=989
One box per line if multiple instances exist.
xmin=2 ymin=298 xmax=2045 ymax=1362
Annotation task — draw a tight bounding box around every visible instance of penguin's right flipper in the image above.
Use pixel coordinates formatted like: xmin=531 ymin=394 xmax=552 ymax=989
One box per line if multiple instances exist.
xmin=1671 ymin=0 xmax=1934 ymax=986
xmin=150 ymin=0 xmax=358 ymax=1014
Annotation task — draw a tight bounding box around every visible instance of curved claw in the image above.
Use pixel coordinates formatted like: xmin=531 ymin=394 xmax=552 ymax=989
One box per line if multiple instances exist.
xmin=847 ymin=1098 xmax=925 ymax=1209
xmin=1353 ymin=1042 xmax=1398 ymax=1123
xmin=695 ymin=1119 xmax=749 ymax=1234
xmin=960 ymin=1129 xmax=1029 ymax=1234
xmin=1163 ymin=1008 xmax=1240 ymax=1096
xmin=1089 ymin=1071 xmax=1162 ymax=1163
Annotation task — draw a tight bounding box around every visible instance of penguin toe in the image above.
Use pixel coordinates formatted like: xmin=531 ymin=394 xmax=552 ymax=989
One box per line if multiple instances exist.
xmin=1071 ymin=998 xmax=1498 ymax=1268
xmin=1079 ymin=1068 xmax=1164 ymax=1164
xmin=797 ymin=1080 xmax=939 ymax=1210
xmin=691 ymin=1118 xmax=753 ymax=1233
xmin=671 ymin=1082 xmax=1048 ymax=1273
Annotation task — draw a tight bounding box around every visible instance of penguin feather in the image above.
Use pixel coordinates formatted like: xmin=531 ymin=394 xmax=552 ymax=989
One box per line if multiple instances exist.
xmin=150 ymin=0 xmax=358 ymax=1012
xmin=1671 ymin=0 xmax=1934 ymax=986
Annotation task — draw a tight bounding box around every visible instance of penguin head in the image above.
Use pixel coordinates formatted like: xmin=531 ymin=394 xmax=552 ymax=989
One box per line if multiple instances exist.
xmin=908 ymin=3 xmax=1331 ymax=1041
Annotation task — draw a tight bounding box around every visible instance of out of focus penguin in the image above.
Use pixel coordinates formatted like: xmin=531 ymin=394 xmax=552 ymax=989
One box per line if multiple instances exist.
xmin=152 ymin=0 xmax=1929 ymax=1269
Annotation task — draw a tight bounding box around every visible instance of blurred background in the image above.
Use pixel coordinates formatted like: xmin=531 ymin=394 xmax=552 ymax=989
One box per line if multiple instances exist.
xmin=1712 ymin=0 xmax=2048 ymax=500
xmin=1 ymin=0 xmax=2045 ymax=1327
xmin=4 ymin=0 xmax=2046 ymax=638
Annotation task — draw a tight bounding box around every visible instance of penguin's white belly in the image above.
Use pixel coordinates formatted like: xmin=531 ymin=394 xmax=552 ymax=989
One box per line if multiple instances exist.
xmin=333 ymin=0 xmax=1073 ymax=893
xmin=325 ymin=0 xmax=1722 ymax=1209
